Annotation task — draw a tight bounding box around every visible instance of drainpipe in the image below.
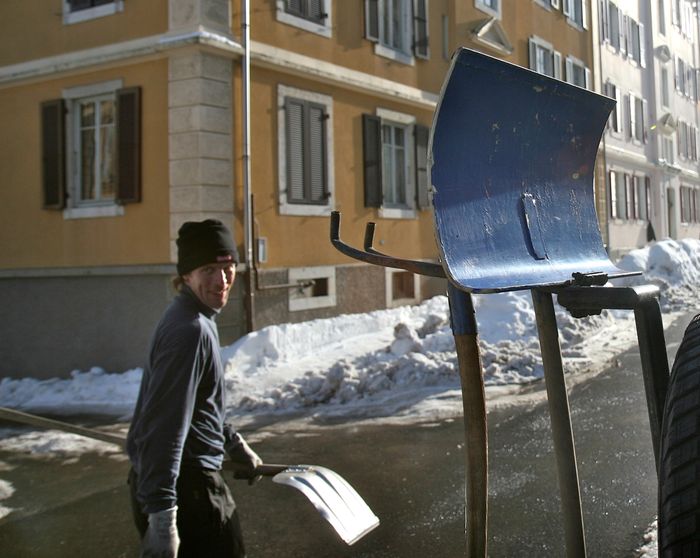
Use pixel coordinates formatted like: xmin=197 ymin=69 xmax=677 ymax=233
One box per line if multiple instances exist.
xmin=242 ymin=0 xmax=255 ymax=332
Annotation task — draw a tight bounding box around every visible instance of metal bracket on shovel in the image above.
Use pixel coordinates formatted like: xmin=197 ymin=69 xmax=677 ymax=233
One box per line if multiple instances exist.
xmin=0 ymin=406 xmax=379 ymax=546
xmin=330 ymin=211 xmax=488 ymax=557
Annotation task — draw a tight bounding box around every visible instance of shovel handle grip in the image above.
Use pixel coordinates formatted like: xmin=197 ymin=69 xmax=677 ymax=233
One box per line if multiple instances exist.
xmin=224 ymin=461 xmax=290 ymax=478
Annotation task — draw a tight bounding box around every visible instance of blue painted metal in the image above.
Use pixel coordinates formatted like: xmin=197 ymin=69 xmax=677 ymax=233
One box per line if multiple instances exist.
xmin=430 ymin=48 xmax=635 ymax=293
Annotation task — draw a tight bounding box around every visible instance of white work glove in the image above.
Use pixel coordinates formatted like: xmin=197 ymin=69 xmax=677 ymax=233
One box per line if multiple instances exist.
xmin=141 ymin=506 xmax=180 ymax=558
xmin=226 ymin=431 xmax=263 ymax=483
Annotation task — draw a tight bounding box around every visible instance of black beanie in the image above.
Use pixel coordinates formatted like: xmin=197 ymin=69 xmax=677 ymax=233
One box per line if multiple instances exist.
xmin=176 ymin=219 xmax=238 ymax=276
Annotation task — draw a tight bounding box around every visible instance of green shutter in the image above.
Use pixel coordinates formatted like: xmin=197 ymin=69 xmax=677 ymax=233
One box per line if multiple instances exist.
xmin=414 ymin=124 xmax=430 ymax=209
xmin=365 ymin=0 xmax=379 ymax=41
xmin=41 ymin=99 xmax=66 ymax=210
xmin=413 ymin=0 xmax=429 ymax=59
xmin=116 ymin=87 xmax=142 ymax=204
xmin=363 ymin=114 xmax=382 ymax=208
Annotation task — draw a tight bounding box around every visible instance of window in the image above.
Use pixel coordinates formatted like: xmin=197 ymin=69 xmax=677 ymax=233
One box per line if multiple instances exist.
xmin=563 ymin=0 xmax=587 ymax=29
xmin=365 ymin=0 xmax=429 ymax=64
xmin=63 ymin=0 xmax=123 ymax=24
xmin=661 ymin=68 xmax=670 ymax=107
xmin=565 ymin=56 xmax=590 ymax=89
xmin=672 ymin=0 xmax=695 ymax=40
xmin=289 ymin=266 xmax=337 ymax=311
xmin=528 ymin=37 xmax=561 ymax=79
xmin=41 ymin=81 xmax=141 ymax=218
xmin=277 ymin=85 xmax=334 ymax=216
xmin=677 ymin=121 xmax=699 ymax=161
xmin=386 ymin=269 xmax=420 ymax=307
xmin=680 ymin=186 xmax=698 ymax=223
xmin=628 ymin=19 xmax=646 ymax=67
xmin=662 ymin=137 xmax=675 ymax=164
xmin=277 ymin=0 xmax=332 ymax=37
xmin=363 ymin=109 xmax=430 ymax=219
xmin=658 ymin=0 xmax=666 ymax=35
xmin=608 ymin=2 xmax=621 ymax=50
xmin=674 ymin=57 xmax=697 ymax=100
xmin=609 ymin=171 xmax=626 ymax=219
xmin=627 ymin=93 xmax=646 ymax=143
xmin=475 ymin=0 xmax=500 ymax=18
xmin=610 ymin=171 xmax=651 ymax=221
xmin=605 ymin=82 xmax=622 ymax=134
xmin=74 ymin=95 xmax=116 ymax=205
xmin=634 ymin=176 xmax=651 ymax=221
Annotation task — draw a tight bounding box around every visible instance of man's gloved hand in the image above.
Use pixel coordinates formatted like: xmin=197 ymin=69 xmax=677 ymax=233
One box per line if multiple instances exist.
xmin=141 ymin=506 xmax=180 ymax=558
xmin=224 ymin=428 xmax=263 ymax=484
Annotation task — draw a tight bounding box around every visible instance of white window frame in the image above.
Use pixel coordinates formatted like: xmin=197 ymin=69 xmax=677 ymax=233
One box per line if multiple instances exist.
xmin=565 ymin=55 xmax=590 ymax=89
xmin=276 ymin=0 xmax=333 ymax=38
xmin=606 ymin=82 xmax=623 ymax=135
xmin=373 ymin=0 xmax=415 ymax=66
xmin=63 ymin=0 xmax=124 ymax=25
xmin=475 ymin=0 xmax=501 ymax=18
xmin=628 ymin=92 xmax=645 ymax=144
xmin=289 ymin=266 xmax=337 ymax=311
xmin=563 ymin=0 xmax=587 ymax=30
xmin=277 ymin=85 xmax=335 ymax=217
xmin=376 ymin=108 xmax=416 ymax=220
xmin=529 ymin=36 xmax=561 ymax=79
xmin=385 ymin=268 xmax=421 ymax=307
xmin=62 ymin=80 xmax=124 ymax=220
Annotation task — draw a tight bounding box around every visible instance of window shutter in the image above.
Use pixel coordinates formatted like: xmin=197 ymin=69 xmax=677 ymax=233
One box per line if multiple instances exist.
xmin=528 ymin=38 xmax=537 ymax=71
xmin=582 ymin=0 xmax=588 ymax=29
xmin=413 ymin=0 xmax=429 ymax=59
xmin=620 ymin=14 xmax=628 ymax=56
xmin=639 ymin=22 xmax=646 ymax=68
xmin=599 ymin=0 xmax=608 ymax=42
xmin=609 ymin=171 xmax=617 ymax=218
xmin=553 ymin=51 xmax=562 ymax=80
xmin=286 ymin=99 xmax=306 ymax=203
xmin=565 ymin=58 xmax=573 ymax=84
xmin=563 ymin=0 xmax=571 ymax=18
xmin=414 ymin=124 xmax=429 ymax=210
xmin=625 ymin=94 xmax=632 ymax=139
xmin=585 ymin=67 xmax=591 ymax=90
xmin=363 ymin=114 xmax=382 ymax=208
xmin=642 ymin=99 xmax=648 ymax=143
xmin=308 ymin=103 xmax=327 ymax=203
xmin=116 ymin=87 xmax=142 ymax=204
xmin=365 ymin=0 xmax=379 ymax=42
xmin=41 ymin=99 xmax=66 ymax=210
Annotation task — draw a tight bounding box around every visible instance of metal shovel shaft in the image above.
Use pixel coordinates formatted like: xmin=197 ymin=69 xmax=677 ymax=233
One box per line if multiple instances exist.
xmin=531 ymin=290 xmax=587 ymax=558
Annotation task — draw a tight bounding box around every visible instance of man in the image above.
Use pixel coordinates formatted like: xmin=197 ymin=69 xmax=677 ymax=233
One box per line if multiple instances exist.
xmin=127 ymin=219 xmax=262 ymax=558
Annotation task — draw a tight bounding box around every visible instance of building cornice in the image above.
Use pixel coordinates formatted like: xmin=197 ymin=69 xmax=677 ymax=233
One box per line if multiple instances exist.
xmin=0 ymin=31 xmax=439 ymax=109
xmin=250 ymin=41 xmax=438 ymax=109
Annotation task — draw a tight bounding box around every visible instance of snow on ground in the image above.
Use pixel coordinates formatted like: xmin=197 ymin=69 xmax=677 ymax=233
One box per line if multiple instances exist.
xmin=0 ymin=238 xmax=699 ymax=546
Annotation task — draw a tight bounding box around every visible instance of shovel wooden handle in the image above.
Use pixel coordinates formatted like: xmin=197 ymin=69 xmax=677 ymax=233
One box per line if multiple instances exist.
xmin=447 ymin=284 xmax=488 ymax=558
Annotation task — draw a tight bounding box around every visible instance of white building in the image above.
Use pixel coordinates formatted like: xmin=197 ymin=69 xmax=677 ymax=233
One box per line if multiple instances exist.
xmin=593 ymin=0 xmax=700 ymax=257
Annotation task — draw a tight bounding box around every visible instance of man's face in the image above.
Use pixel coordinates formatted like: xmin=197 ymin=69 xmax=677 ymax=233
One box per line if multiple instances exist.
xmin=183 ymin=262 xmax=236 ymax=310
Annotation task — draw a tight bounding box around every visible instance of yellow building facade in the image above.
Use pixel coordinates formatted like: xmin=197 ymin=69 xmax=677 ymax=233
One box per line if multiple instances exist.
xmin=0 ymin=0 xmax=595 ymax=378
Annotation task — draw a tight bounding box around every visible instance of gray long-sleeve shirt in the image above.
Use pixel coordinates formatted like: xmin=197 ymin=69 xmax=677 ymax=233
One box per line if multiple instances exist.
xmin=127 ymin=286 xmax=228 ymax=513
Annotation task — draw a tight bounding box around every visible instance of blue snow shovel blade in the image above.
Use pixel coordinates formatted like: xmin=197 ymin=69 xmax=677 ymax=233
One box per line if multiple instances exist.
xmin=429 ymin=48 xmax=635 ymax=293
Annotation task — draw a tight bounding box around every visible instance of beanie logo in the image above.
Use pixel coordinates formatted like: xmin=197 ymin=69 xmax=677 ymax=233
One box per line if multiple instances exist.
xmin=217 ymin=255 xmax=234 ymax=263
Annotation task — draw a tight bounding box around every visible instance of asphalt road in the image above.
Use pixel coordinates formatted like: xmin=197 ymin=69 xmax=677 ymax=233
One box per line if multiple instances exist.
xmin=0 ymin=310 xmax=694 ymax=557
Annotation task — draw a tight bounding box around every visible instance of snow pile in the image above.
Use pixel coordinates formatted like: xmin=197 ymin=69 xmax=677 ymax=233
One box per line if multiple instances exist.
xmin=0 ymin=238 xmax=698 ymax=425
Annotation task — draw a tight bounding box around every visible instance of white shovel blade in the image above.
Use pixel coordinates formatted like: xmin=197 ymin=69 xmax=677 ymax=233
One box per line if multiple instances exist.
xmin=272 ymin=465 xmax=379 ymax=545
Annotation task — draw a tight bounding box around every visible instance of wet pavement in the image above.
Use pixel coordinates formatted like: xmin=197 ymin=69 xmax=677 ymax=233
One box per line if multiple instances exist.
xmin=0 ymin=311 xmax=693 ymax=557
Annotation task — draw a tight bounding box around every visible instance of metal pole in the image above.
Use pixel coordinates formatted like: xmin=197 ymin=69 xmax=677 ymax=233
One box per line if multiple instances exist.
xmin=447 ymin=283 xmax=488 ymax=558
xmin=531 ymin=289 xmax=587 ymax=558
xmin=241 ymin=0 xmax=255 ymax=332
xmin=633 ymin=297 xmax=670 ymax=470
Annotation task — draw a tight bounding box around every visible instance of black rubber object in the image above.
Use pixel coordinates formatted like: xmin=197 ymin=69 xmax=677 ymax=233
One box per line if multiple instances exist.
xmin=658 ymin=314 xmax=700 ymax=557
